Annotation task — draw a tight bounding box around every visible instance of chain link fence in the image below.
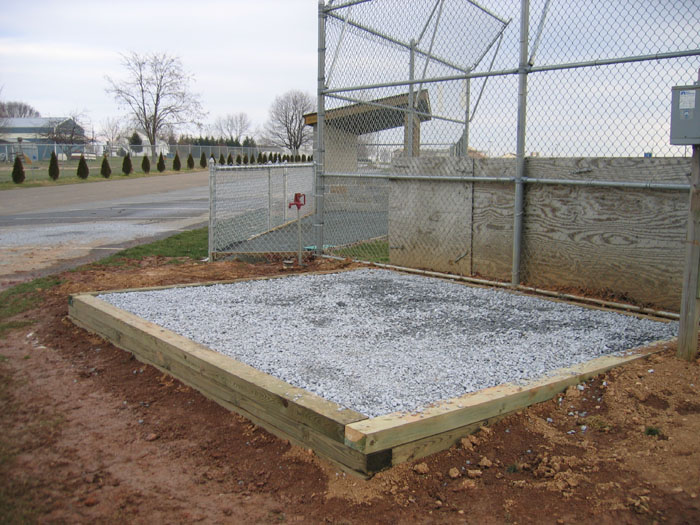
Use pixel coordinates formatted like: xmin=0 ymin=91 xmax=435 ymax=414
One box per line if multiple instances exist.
xmin=208 ymin=163 xmax=316 ymax=260
xmin=0 ymin=143 xmax=284 ymax=164
xmin=310 ymin=0 xmax=699 ymax=310
xmin=207 ymin=1 xmax=699 ymax=310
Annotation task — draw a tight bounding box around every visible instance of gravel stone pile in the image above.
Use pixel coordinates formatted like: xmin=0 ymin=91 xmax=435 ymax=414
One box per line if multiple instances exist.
xmin=100 ymin=269 xmax=677 ymax=417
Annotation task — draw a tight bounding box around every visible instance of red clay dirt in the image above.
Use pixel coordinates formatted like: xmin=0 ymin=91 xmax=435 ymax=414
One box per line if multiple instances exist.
xmin=1 ymin=256 xmax=700 ymax=523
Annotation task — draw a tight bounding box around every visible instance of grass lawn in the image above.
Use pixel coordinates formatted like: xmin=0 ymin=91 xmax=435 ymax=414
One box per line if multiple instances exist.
xmin=93 ymin=227 xmax=209 ymax=267
xmin=0 ymin=229 xmax=390 ymax=329
xmin=330 ymin=239 xmax=389 ymax=264
xmin=0 ymin=276 xmax=64 ymax=338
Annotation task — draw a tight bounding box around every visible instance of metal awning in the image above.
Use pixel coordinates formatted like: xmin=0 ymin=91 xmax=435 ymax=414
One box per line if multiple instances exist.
xmin=304 ymin=90 xmax=431 ymax=135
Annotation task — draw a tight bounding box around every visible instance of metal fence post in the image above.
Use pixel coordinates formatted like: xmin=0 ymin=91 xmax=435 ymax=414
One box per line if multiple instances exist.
xmin=208 ymin=159 xmax=216 ymax=262
xmin=406 ymin=39 xmax=416 ymax=158
xmin=267 ymin=166 xmax=272 ymax=231
xmin=511 ymin=0 xmax=530 ymax=286
xmin=314 ymin=0 xmax=326 ymax=256
xmin=460 ymin=73 xmax=471 ymax=157
xmin=283 ymin=166 xmax=289 ymax=222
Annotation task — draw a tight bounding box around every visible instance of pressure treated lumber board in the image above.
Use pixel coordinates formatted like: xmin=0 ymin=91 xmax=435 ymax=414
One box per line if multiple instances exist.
xmin=344 ymin=342 xmax=670 ymax=454
xmin=390 ymin=414 xmax=505 ymax=466
xmin=68 ymin=294 xmax=367 ymax=444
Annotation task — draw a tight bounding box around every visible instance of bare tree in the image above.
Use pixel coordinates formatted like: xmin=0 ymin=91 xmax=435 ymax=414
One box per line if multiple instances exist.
xmin=105 ymin=52 xmax=205 ymax=158
xmin=44 ymin=110 xmax=89 ymax=158
xmin=99 ymin=117 xmax=124 ymax=155
xmin=0 ymin=100 xmax=41 ymax=118
xmin=158 ymin=122 xmax=178 ymax=144
xmin=263 ymin=90 xmax=314 ymax=155
xmin=213 ymin=113 xmax=251 ymax=143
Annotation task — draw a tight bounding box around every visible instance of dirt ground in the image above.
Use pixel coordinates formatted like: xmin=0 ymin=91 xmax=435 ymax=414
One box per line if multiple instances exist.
xmin=1 ymin=256 xmax=700 ymax=524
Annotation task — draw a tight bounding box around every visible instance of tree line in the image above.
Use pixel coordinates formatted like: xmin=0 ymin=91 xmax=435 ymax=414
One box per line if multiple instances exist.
xmin=10 ymin=148 xmax=312 ymax=185
xmin=174 ymin=135 xmax=258 ymax=147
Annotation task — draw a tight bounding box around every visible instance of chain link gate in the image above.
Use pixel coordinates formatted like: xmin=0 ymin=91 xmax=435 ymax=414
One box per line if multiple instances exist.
xmin=208 ymin=162 xmax=316 ymax=260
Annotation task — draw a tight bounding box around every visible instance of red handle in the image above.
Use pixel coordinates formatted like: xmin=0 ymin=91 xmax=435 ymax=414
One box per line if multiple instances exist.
xmin=289 ymin=193 xmax=306 ymax=209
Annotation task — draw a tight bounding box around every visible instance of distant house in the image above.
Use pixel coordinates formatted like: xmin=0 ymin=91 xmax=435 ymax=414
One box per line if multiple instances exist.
xmin=114 ymin=130 xmax=169 ymax=157
xmin=0 ymin=117 xmax=86 ymax=144
xmin=0 ymin=117 xmax=91 ymax=162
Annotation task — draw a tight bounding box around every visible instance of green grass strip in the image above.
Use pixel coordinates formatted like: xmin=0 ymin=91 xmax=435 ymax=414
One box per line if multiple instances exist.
xmin=330 ymin=239 xmax=389 ymax=264
xmin=0 ymin=162 xmax=204 ymax=191
xmin=0 ymin=277 xmax=63 ymax=324
xmin=94 ymin=227 xmax=208 ymax=267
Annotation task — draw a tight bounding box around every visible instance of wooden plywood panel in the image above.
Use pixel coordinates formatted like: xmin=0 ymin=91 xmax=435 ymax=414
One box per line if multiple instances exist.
xmin=522 ymin=184 xmax=686 ymax=309
xmin=526 ymin=157 xmax=690 ymax=184
xmin=389 ymin=179 xmax=472 ymax=275
xmin=471 ymin=182 xmax=514 ymax=280
xmin=385 ymin=157 xmax=689 ymax=308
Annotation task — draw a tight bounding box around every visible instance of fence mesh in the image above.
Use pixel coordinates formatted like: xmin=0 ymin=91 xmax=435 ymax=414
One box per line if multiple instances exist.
xmin=310 ymin=0 xmax=699 ymax=310
xmin=209 ymin=163 xmax=315 ymax=258
xmin=209 ymin=0 xmax=699 ymax=310
xmin=323 ymin=0 xmax=699 ymax=162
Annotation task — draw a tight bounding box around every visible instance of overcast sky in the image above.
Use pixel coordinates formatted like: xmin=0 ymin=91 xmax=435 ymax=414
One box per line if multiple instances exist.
xmin=0 ymin=0 xmax=318 ymax=137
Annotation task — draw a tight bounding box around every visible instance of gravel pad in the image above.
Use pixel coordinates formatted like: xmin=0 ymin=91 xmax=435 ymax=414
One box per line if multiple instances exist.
xmin=100 ymin=269 xmax=677 ymax=417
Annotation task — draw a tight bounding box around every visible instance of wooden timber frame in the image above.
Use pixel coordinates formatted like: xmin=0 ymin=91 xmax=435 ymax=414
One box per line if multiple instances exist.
xmin=68 ymin=270 xmax=673 ymax=478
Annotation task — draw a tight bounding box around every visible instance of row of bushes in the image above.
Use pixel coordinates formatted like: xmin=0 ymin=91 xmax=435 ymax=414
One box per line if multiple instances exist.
xmin=10 ymin=150 xmax=314 ymax=184
xmin=216 ymin=152 xmax=312 ymax=166
xmin=11 ymin=151 xmax=178 ymax=183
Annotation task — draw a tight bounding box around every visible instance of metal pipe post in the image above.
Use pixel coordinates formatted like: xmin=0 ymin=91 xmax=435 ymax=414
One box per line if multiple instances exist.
xmin=461 ymin=74 xmax=471 ymax=156
xmin=314 ymin=0 xmax=326 ymax=256
xmin=283 ymin=167 xmax=288 ymax=222
xmin=406 ymin=39 xmax=416 ymax=157
xmin=207 ymin=159 xmax=216 ymax=262
xmin=297 ymin=205 xmax=303 ymax=265
xmin=267 ymin=167 xmax=272 ymax=231
xmin=511 ymin=0 xmax=530 ymax=286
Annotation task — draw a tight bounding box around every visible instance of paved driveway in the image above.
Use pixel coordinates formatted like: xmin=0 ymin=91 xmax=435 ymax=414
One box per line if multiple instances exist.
xmin=0 ymin=172 xmax=209 ymax=288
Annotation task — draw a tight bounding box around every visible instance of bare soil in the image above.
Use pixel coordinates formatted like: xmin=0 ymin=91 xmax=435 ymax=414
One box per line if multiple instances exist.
xmin=1 ymin=256 xmax=699 ymax=524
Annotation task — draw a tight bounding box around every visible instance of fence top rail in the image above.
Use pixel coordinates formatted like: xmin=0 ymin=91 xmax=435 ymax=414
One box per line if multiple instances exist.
xmin=321 ymin=48 xmax=700 ymax=97
xmin=322 ymin=171 xmax=691 ymax=191
xmin=212 ymin=162 xmax=315 ymax=171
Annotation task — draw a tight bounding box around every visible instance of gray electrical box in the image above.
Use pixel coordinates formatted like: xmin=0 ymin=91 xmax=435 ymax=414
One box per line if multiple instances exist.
xmin=671 ymin=85 xmax=700 ymax=145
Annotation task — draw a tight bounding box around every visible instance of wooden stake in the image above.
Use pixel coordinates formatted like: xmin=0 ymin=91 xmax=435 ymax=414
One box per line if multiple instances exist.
xmin=678 ymin=144 xmax=700 ymax=361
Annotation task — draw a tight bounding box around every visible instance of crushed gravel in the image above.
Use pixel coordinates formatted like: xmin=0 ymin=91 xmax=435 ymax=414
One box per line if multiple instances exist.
xmin=100 ymin=268 xmax=677 ymax=417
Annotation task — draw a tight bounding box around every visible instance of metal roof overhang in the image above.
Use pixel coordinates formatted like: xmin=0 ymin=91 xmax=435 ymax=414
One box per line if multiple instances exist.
xmin=304 ymin=90 xmax=431 ymax=135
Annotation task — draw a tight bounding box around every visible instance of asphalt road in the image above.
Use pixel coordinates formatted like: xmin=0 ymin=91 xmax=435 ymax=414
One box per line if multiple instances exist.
xmin=0 ymin=172 xmax=210 ymax=288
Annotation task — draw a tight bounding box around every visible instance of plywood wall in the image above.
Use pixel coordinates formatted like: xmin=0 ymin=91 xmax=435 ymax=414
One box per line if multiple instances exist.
xmin=387 ymin=157 xmax=690 ymax=310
